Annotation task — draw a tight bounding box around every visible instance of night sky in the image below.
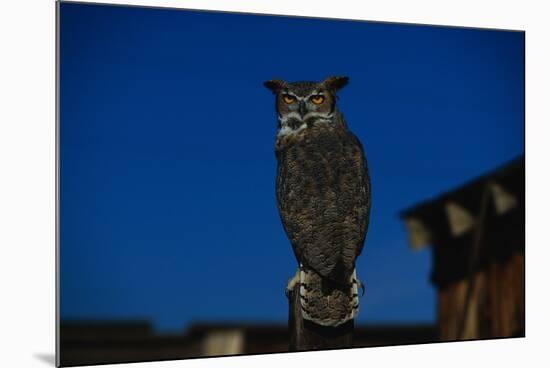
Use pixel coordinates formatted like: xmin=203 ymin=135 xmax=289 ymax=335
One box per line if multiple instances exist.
xmin=59 ymin=2 xmax=524 ymax=332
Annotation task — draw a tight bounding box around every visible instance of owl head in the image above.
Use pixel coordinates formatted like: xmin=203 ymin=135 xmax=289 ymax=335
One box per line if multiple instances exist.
xmin=264 ymin=76 xmax=349 ymax=133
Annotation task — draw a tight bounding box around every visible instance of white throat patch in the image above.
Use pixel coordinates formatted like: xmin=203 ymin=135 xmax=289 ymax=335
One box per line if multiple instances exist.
xmin=278 ymin=123 xmax=307 ymax=137
xmin=277 ymin=112 xmax=333 ymax=137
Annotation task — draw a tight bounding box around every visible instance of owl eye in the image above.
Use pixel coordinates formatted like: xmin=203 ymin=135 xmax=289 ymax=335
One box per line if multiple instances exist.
xmin=310 ymin=95 xmax=325 ymax=105
xmin=282 ymin=94 xmax=296 ymax=104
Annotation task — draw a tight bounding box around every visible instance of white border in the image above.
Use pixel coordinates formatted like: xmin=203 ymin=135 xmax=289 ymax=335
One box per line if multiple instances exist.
xmin=58 ymin=0 xmax=527 ymax=30
xmin=1 ymin=1 xmax=548 ymax=367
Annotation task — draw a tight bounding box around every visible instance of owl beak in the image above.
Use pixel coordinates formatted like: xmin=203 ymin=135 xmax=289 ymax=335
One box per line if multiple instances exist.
xmin=299 ymin=101 xmax=307 ymax=119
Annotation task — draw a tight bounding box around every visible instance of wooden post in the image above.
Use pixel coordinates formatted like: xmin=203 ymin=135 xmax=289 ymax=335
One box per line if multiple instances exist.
xmin=288 ymin=284 xmax=354 ymax=351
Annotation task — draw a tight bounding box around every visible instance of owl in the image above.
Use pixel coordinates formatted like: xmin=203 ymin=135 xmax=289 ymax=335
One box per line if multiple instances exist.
xmin=264 ymin=76 xmax=371 ymax=327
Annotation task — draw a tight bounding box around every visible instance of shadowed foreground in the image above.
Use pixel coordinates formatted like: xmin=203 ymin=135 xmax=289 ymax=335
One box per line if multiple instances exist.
xmin=59 ymin=321 xmax=436 ymax=366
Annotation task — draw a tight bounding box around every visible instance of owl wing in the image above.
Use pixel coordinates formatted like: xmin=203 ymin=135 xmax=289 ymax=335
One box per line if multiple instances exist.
xmin=276 ymin=128 xmax=371 ymax=280
xmin=346 ymin=131 xmax=371 ymax=258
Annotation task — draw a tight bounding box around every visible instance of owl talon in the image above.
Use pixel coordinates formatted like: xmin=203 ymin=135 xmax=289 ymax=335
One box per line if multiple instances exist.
xmin=285 ymin=269 xmax=301 ymax=298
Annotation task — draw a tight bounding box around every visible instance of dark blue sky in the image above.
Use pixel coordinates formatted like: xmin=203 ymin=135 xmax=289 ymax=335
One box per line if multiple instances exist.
xmin=59 ymin=3 xmax=524 ymax=332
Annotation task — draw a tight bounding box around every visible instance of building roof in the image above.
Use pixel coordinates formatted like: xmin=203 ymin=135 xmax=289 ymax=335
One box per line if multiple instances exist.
xmin=399 ymin=156 xmax=524 ymax=288
xmin=60 ymin=321 xmax=436 ymax=366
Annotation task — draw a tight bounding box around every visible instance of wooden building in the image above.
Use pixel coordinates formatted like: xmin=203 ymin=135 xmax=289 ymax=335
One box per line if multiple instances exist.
xmin=400 ymin=157 xmax=525 ymax=341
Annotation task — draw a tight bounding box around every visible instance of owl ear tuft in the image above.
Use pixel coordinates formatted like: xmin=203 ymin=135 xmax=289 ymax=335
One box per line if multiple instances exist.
xmin=322 ymin=76 xmax=349 ymax=91
xmin=263 ymin=79 xmax=286 ymax=94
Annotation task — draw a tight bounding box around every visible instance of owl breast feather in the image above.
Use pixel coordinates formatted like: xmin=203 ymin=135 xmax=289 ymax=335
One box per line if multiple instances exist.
xmin=275 ymin=123 xmax=371 ymax=283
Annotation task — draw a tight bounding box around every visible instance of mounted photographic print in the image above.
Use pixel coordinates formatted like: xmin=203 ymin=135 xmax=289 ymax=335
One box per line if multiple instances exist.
xmin=56 ymin=1 xmax=525 ymax=366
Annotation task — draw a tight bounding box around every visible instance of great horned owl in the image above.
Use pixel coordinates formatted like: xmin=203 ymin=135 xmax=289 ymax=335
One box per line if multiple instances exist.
xmin=264 ymin=76 xmax=371 ymax=327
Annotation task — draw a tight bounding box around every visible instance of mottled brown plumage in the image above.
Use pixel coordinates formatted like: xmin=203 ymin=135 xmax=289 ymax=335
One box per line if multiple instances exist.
xmin=265 ymin=77 xmax=371 ymax=326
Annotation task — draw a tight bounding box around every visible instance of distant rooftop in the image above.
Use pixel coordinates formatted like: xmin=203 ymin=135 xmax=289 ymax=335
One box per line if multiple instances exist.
xmin=60 ymin=320 xmax=436 ymax=366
